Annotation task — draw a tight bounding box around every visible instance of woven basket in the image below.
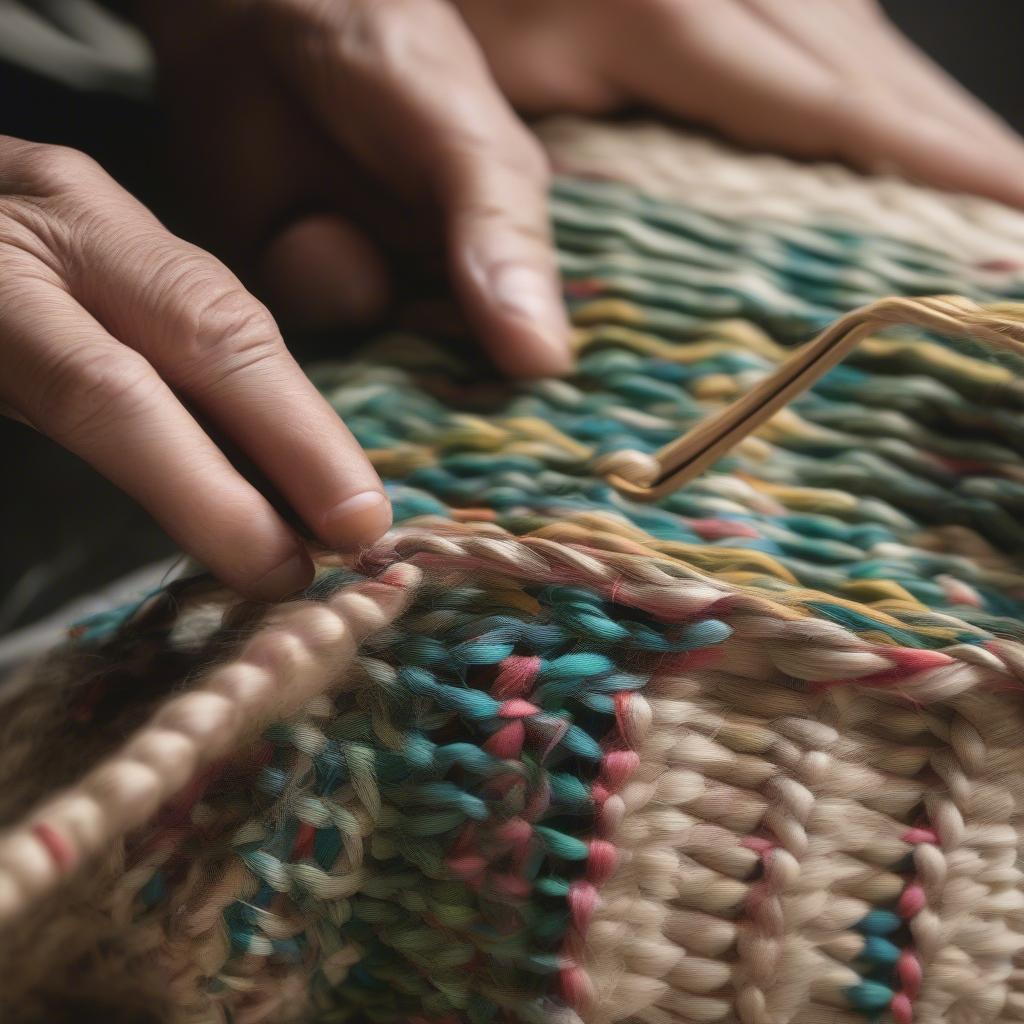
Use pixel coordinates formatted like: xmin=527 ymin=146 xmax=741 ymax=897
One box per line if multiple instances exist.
xmin=4 ymin=118 xmax=1024 ymax=1024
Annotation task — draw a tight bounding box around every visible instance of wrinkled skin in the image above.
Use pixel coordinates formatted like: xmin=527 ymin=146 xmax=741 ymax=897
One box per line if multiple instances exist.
xmin=4 ymin=0 xmax=1023 ymax=597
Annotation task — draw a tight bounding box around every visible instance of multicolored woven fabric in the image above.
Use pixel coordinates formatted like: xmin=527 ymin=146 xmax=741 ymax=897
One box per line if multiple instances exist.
xmin=3 ymin=119 xmax=1024 ymax=1024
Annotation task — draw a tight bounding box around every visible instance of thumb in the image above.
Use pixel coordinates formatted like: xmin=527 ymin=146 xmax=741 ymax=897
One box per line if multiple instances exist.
xmin=440 ymin=123 xmax=573 ymax=378
xmin=258 ymin=0 xmax=572 ymax=376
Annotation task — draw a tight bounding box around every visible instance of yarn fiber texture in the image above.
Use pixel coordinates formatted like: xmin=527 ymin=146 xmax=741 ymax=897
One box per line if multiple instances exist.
xmin=4 ymin=118 xmax=1024 ymax=1024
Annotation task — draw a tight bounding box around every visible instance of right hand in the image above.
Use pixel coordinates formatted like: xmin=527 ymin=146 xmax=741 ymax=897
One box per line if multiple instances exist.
xmin=0 ymin=137 xmax=392 ymax=600
xmin=138 ymin=0 xmax=574 ymax=378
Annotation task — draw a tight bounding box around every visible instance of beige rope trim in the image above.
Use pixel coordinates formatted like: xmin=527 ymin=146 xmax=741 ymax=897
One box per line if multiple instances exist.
xmin=597 ymin=296 xmax=1024 ymax=499
xmin=3 ymin=520 xmax=1023 ymax=930
xmin=0 ymin=563 xmax=420 ymax=926
xmin=379 ymin=525 xmax=1021 ymax=685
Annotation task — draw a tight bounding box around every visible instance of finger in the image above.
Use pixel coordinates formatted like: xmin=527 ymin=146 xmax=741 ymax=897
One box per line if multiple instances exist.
xmin=259 ymin=0 xmax=572 ymax=377
xmin=599 ymin=0 xmax=845 ymax=152
xmin=67 ymin=214 xmax=393 ymax=552
xmin=258 ymin=212 xmax=391 ymax=329
xmin=746 ymin=0 xmax=1024 ymax=158
xmin=441 ymin=126 xmax=573 ymax=379
xmin=0 ymin=278 xmax=313 ymax=600
xmin=859 ymin=6 xmax=1024 ymax=177
xmin=610 ymin=0 xmax=1024 ymax=208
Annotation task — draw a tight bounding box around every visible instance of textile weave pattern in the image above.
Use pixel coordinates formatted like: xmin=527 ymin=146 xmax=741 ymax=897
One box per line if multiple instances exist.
xmin=3 ymin=119 xmax=1024 ymax=1024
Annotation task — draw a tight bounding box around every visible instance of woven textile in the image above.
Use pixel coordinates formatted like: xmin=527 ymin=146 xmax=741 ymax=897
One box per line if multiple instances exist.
xmin=4 ymin=119 xmax=1024 ymax=1024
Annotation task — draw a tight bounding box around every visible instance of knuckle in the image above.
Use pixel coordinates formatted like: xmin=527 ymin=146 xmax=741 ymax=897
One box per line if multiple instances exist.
xmin=170 ymin=264 xmax=283 ymax=387
xmin=505 ymin=129 xmax=551 ymax=185
xmin=263 ymin=0 xmax=383 ymax=60
xmin=453 ymin=142 xmax=553 ymax=246
xmin=269 ymin=0 xmax=465 ymax=84
xmin=7 ymin=143 xmax=100 ymax=197
xmin=438 ymin=86 xmax=551 ymax=182
xmin=193 ymin=283 xmax=279 ymax=355
xmin=0 ymin=204 xmax=64 ymax=277
xmin=461 ymin=201 xmax=550 ymax=247
xmin=115 ymin=240 xmax=286 ymax=391
xmin=0 ymin=142 xmax=121 ymax=278
xmin=0 ymin=143 xmax=97 ymax=274
xmin=41 ymin=346 xmax=157 ymax=442
xmin=446 ymin=132 xmax=552 ymax=223
xmin=332 ymin=0 xmax=450 ymax=45
xmin=139 ymin=246 xmax=280 ymax=357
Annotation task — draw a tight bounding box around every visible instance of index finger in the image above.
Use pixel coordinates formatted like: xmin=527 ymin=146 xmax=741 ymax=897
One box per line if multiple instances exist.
xmin=66 ymin=207 xmax=393 ymax=552
xmin=0 ymin=278 xmax=315 ymax=600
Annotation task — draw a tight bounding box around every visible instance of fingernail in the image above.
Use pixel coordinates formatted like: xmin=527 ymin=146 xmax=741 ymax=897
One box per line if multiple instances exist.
xmin=490 ymin=263 xmax=572 ymax=374
xmin=491 ymin=263 xmax=558 ymax=319
xmin=250 ymin=551 xmax=313 ymax=601
xmin=321 ymin=490 xmax=392 ymax=550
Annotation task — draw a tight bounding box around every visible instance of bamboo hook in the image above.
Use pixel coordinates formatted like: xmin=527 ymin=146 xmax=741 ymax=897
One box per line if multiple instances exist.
xmin=601 ymin=295 xmax=1024 ymax=501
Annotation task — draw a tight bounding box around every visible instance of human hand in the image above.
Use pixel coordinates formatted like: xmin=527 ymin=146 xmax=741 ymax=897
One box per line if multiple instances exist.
xmin=139 ymin=0 xmax=573 ymax=378
xmin=455 ymin=0 xmax=1024 ymax=209
xmin=0 ymin=138 xmax=391 ymax=599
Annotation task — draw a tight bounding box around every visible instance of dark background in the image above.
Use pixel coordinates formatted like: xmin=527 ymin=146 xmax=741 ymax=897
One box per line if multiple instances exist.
xmin=3 ymin=1 xmax=1024 ymax=635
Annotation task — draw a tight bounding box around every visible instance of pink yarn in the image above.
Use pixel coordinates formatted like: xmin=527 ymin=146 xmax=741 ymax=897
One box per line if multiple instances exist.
xmin=491 ymin=656 xmax=541 ymax=698
xmin=568 ymin=881 xmax=599 ymax=933
xmin=898 ymin=884 xmax=926 ymax=919
xmin=32 ymin=823 xmax=75 ymax=874
xmin=898 ymin=950 xmax=923 ymax=999
xmin=601 ymin=750 xmax=640 ymax=791
xmin=901 ymin=827 xmax=938 ymax=845
xmin=891 ymin=991 xmax=914 ymax=1023
xmin=483 ymin=721 xmax=525 ymax=758
xmin=586 ymin=839 xmax=618 ymax=887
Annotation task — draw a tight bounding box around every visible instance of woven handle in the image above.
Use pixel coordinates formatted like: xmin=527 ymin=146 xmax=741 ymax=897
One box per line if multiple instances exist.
xmin=600 ymin=295 xmax=1024 ymax=500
